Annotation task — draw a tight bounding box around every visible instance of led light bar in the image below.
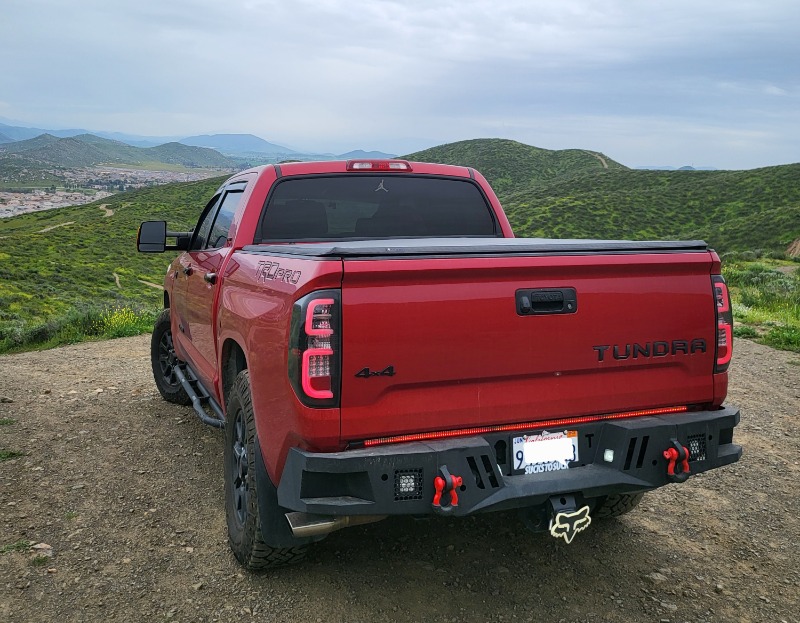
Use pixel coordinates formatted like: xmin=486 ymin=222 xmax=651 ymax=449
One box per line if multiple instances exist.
xmin=360 ymin=406 xmax=689 ymax=448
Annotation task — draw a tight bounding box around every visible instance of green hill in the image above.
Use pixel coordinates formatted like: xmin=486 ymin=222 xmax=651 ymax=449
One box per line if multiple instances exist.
xmin=404 ymin=138 xmax=626 ymax=195
xmin=0 ymin=133 xmax=238 ymax=175
xmin=0 ymin=177 xmax=224 ymax=349
xmin=404 ymin=140 xmax=800 ymax=254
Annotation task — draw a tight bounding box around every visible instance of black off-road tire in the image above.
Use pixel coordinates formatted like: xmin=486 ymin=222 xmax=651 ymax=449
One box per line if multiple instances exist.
xmin=224 ymin=370 xmax=308 ymax=569
xmin=593 ymin=492 xmax=645 ymax=519
xmin=150 ymin=309 xmax=191 ymax=405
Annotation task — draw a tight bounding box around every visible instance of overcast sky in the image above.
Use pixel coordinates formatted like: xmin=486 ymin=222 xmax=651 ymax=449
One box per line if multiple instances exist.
xmin=1 ymin=0 xmax=798 ymax=169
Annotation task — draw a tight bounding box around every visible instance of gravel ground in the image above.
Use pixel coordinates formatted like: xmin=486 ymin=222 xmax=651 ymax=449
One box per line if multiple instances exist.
xmin=1 ymin=335 xmax=798 ymax=623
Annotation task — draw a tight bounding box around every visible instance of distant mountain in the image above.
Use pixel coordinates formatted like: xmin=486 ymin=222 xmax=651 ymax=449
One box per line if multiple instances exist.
xmin=0 ymin=122 xmax=94 ymax=141
xmin=338 ymin=149 xmax=396 ymax=159
xmin=0 ymin=133 xmax=238 ymax=174
xmin=179 ymin=133 xmax=296 ymax=156
xmin=0 ymin=132 xmax=13 ymax=144
xmin=0 ymin=123 xmax=187 ymax=148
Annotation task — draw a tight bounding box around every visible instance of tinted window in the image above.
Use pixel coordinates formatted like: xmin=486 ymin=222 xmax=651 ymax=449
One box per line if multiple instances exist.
xmin=192 ymin=193 xmax=221 ymax=250
xmin=258 ymin=175 xmax=497 ymax=241
xmin=206 ymin=190 xmax=243 ymax=249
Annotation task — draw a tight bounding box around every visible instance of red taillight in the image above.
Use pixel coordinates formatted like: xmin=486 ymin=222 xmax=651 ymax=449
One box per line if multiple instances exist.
xmin=302 ymin=299 xmax=335 ymax=400
xmin=713 ymin=276 xmax=733 ymax=373
xmin=289 ymin=291 xmax=340 ymax=407
xmin=346 ymin=159 xmax=413 ymax=171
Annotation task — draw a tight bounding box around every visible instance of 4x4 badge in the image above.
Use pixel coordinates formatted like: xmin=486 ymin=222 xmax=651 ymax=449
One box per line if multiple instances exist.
xmin=549 ymin=505 xmax=591 ymax=544
xmin=355 ymin=366 xmax=396 ymax=378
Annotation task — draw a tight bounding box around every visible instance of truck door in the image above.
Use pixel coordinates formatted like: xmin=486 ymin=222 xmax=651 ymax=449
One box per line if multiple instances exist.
xmin=177 ymin=182 xmax=246 ymax=389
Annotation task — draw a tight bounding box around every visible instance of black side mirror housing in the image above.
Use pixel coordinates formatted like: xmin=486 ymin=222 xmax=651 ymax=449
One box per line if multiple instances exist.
xmin=137 ymin=221 xmax=192 ymax=253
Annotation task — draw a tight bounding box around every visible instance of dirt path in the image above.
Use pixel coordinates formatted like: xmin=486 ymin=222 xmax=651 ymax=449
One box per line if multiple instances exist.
xmin=585 ymin=151 xmax=609 ymax=169
xmin=99 ymin=204 xmax=114 ymax=217
xmin=36 ymin=221 xmax=74 ymax=233
xmin=137 ymin=279 xmax=164 ymax=290
xmin=1 ymin=337 xmax=798 ymax=623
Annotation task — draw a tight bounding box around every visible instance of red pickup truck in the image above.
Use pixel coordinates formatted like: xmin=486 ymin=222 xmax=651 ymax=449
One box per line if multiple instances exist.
xmin=137 ymin=159 xmax=741 ymax=568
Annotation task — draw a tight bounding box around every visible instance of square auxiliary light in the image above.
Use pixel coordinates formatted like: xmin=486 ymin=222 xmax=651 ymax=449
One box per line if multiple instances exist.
xmin=394 ymin=468 xmax=423 ymax=501
xmin=398 ymin=474 xmax=416 ymax=493
xmin=603 ymin=449 xmax=615 ymax=463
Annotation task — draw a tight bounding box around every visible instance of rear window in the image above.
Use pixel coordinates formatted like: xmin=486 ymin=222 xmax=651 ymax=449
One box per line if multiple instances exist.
xmin=257 ymin=175 xmax=498 ymax=241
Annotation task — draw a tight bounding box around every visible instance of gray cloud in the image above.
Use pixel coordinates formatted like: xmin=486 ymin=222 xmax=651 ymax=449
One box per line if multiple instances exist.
xmin=1 ymin=0 xmax=798 ymax=167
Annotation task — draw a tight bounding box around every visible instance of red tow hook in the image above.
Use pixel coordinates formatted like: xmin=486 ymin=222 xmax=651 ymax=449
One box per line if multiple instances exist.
xmin=432 ymin=466 xmax=463 ymax=515
xmin=663 ymin=439 xmax=691 ymax=483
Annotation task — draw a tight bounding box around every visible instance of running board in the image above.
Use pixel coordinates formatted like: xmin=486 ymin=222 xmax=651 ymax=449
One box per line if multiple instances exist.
xmin=173 ymin=364 xmax=225 ymax=429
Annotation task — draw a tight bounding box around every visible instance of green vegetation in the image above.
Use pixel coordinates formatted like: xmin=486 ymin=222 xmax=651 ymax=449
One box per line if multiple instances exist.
xmin=1 ymin=138 xmax=799 ymax=354
xmin=405 ymin=139 xmax=625 ymax=196
xmin=723 ymin=259 xmax=800 ymax=351
xmin=0 ymin=449 xmax=23 ymax=461
xmin=0 ymin=176 xmax=224 ymax=353
xmin=0 ymin=418 xmax=15 ymax=426
xmin=0 ymin=540 xmax=32 ymax=554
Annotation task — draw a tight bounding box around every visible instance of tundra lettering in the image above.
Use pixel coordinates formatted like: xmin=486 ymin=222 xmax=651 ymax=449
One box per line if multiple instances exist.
xmin=593 ymin=339 xmax=707 ymax=362
xmin=138 ymin=158 xmax=741 ymax=570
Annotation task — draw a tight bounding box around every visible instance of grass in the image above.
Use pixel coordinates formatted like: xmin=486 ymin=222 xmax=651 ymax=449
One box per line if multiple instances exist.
xmin=724 ymin=260 xmax=800 ymax=351
xmin=0 ymin=305 xmax=160 ymax=353
xmin=0 ymin=176 xmax=223 ymax=354
xmin=0 ymin=540 xmax=32 ymax=554
xmin=0 ymin=418 xmax=15 ymax=426
xmin=0 ymin=449 xmax=23 ymax=461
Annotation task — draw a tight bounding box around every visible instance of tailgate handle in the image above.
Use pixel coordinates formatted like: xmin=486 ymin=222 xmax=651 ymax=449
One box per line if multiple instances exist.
xmin=517 ymin=288 xmax=577 ymax=316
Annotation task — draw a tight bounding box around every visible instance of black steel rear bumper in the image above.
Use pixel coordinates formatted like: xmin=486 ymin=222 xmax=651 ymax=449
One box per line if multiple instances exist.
xmin=275 ymin=406 xmax=741 ymax=518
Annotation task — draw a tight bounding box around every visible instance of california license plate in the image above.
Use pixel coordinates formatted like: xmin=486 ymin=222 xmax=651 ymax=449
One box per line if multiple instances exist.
xmin=512 ymin=430 xmax=579 ymax=475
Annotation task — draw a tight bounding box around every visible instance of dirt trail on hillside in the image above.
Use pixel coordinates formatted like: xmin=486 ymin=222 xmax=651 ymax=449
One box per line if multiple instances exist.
xmin=1 ymin=337 xmax=799 ymax=623
xmin=99 ymin=204 xmax=114 ymax=217
xmin=36 ymin=221 xmax=74 ymax=233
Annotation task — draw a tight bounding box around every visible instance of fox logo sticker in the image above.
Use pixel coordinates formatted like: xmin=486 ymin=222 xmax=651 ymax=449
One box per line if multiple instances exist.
xmin=549 ymin=505 xmax=592 ymax=544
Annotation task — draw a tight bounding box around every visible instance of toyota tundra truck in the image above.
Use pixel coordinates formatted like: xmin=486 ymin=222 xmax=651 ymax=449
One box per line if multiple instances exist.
xmin=137 ymin=159 xmax=741 ymax=568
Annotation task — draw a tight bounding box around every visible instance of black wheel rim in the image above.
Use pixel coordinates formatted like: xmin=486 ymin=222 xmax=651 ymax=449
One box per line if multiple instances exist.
xmin=231 ymin=409 xmax=249 ymax=526
xmin=157 ymin=330 xmax=180 ymax=388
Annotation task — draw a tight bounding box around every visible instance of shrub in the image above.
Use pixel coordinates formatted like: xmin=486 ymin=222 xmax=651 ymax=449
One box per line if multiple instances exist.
xmin=733 ymin=326 xmax=758 ymax=338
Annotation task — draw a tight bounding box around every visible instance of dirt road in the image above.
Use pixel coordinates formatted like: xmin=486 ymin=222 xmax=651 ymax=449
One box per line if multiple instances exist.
xmin=1 ymin=337 xmax=798 ymax=623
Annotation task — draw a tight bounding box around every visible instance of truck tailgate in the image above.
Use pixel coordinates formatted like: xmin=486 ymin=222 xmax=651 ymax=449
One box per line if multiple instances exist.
xmin=339 ymin=249 xmax=716 ymax=441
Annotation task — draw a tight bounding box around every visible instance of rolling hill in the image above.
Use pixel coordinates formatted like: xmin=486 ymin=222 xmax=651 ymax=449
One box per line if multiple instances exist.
xmin=404 ymin=139 xmax=626 ymax=195
xmin=0 ymin=133 xmax=238 ymax=169
xmin=1 ymin=137 xmax=799 ymax=352
xmin=0 ymin=176 xmax=225 ymax=349
xmin=403 ymin=139 xmax=800 ymax=254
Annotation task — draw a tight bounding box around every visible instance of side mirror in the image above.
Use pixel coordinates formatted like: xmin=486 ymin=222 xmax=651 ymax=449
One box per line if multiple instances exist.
xmin=137 ymin=221 xmax=193 ymax=253
xmin=138 ymin=221 xmax=167 ymax=252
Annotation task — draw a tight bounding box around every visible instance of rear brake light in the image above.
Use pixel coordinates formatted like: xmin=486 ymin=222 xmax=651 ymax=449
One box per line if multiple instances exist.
xmin=346 ymin=159 xmax=412 ymax=171
xmin=713 ymin=275 xmax=733 ymax=373
xmin=289 ymin=291 xmax=341 ymax=407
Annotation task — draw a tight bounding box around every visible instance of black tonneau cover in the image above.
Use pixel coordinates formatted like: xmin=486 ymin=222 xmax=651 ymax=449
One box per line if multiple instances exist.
xmin=241 ymin=237 xmax=708 ymax=258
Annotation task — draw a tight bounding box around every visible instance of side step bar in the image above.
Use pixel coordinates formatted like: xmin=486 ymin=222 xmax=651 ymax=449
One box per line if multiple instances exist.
xmin=173 ymin=364 xmax=225 ymax=429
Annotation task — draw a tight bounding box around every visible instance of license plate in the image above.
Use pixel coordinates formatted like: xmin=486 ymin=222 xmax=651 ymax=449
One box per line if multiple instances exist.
xmin=512 ymin=430 xmax=579 ymax=475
